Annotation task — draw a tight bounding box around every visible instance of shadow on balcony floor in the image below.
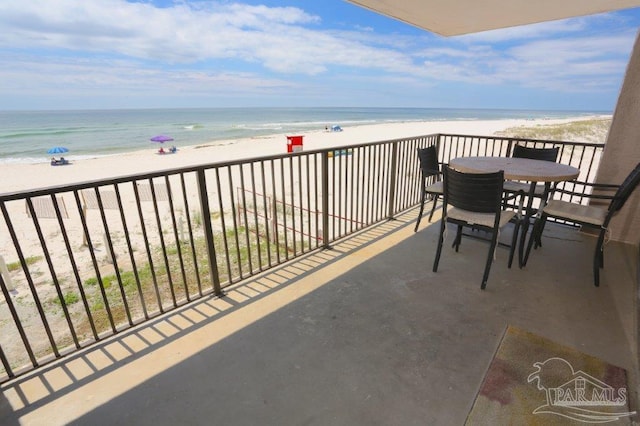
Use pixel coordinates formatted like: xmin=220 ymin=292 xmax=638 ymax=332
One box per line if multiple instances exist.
xmin=1 ymin=208 xmax=638 ymax=425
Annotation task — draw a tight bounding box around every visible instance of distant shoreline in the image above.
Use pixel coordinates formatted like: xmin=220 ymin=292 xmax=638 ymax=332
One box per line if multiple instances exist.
xmin=0 ymin=107 xmax=610 ymax=165
xmin=0 ymin=115 xmax=610 ymax=194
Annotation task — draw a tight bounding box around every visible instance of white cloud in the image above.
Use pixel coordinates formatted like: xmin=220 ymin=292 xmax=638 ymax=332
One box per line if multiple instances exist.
xmin=0 ymin=53 xmax=300 ymax=98
xmin=407 ymin=25 xmax=637 ymax=93
xmin=0 ymin=1 xmax=321 ymax=63
xmin=0 ymin=0 xmax=638 ymax=108
xmin=508 ymin=33 xmax=635 ymax=62
xmin=454 ymin=17 xmax=589 ymax=43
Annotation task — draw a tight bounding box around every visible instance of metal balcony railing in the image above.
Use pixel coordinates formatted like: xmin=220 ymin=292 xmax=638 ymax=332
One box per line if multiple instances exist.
xmin=0 ymin=133 xmax=604 ymax=382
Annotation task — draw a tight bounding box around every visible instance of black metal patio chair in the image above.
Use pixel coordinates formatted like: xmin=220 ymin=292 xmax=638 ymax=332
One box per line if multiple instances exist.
xmin=414 ymin=146 xmax=444 ymax=232
xmin=433 ymin=166 xmax=521 ymax=290
xmin=525 ymin=161 xmax=640 ymax=287
xmin=503 ymin=144 xmax=560 ymax=206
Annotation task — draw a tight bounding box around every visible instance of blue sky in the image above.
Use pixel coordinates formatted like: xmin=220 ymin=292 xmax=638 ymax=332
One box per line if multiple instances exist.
xmin=1 ymin=0 xmax=640 ymax=111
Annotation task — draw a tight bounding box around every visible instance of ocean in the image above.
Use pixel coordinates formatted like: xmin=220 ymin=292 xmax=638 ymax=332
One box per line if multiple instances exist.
xmin=0 ymin=107 xmax=608 ymax=164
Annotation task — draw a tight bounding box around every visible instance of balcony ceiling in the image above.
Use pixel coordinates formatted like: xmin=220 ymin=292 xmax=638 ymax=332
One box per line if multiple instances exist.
xmin=346 ymin=0 xmax=640 ymax=35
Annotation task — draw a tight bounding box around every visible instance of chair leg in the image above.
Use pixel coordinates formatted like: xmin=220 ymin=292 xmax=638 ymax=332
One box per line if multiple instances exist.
xmin=452 ymin=225 xmax=463 ymax=251
xmin=427 ymin=194 xmax=439 ymax=222
xmin=522 ymin=213 xmax=547 ymax=266
xmin=599 ymin=238 xmax=605 ymax=269
xmin=414 ymin=188 xmax=427 ymax=232
xmin=482 ymin=229 xmax=500 ymax=289
xmin=523 ymin=215 xmax=545 ymax=266
xmin=534 ymin=215 xmax=548 ymax=249
xmin=433 ymin=219 xmax=446 ymax=272
xmin=593 ymin=229 xmax=606 ymax=287
xmin=507 ymin=219 xmax=521 ymax=269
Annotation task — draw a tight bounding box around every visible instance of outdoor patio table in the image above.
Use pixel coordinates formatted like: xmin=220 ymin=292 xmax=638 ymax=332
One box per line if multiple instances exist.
xmin=448 ymin=156 xmax=580 ymax=267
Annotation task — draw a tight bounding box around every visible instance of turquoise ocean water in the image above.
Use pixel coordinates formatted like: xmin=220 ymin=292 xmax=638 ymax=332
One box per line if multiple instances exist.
xmin=0 ymin=107 xmax=607 ymax=164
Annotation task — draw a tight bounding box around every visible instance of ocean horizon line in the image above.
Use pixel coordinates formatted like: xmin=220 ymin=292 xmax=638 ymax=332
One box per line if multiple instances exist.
xmin=0 ymin=107 xmax=612 ymax=165
xmin=0 ymin=105 xmax=613 ymax=113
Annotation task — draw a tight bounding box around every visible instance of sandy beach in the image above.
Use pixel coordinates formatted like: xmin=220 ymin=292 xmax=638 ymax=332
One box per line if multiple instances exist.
xmin=0 ymin=116 xmax=608 ymax=194
xmin=0 ymin=115 xmax=610 ymax=375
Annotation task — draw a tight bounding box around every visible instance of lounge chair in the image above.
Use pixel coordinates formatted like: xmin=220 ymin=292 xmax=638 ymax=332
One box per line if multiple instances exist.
xmin=50 ymin=157 xmax=70 ymax=166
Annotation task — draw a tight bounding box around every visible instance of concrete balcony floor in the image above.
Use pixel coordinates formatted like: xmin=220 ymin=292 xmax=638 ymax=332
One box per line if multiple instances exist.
xmin=0 ymin=207 xmax=638 ymax=425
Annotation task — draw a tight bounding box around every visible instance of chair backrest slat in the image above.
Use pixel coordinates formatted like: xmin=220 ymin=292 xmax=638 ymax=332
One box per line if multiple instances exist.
xmin=611 ymin=162 xmax=640 ymax=212
xmin=512 ymin=145 xmax=559 ymax=162
xmin=417 ymin=146 xmax=440 ymax=178
xmin=444 ymin=166 xmax=504 ymax=213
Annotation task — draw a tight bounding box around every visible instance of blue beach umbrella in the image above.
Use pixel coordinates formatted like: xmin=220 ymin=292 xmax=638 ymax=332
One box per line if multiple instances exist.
xmin=47 ymin=146 xmax=69 ymax=154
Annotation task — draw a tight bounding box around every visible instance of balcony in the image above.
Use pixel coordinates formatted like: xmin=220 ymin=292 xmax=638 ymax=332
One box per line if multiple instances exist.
xmin=0 ymin=134 xmax=637 ymax=423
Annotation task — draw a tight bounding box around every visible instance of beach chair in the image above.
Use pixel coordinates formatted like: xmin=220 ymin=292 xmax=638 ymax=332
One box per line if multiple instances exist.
xmin=433 ymin=166 xmax=521 ymax=290
xmin=50 ymin=157 xmax=70 ymax=166
xmin=414 ymin=146 xmax=444 ymax=231
xmin=526 ymin=162 xmax=640 ymax=287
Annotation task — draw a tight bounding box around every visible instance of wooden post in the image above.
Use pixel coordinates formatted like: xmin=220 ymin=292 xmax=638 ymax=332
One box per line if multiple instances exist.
xmin=0 ymin=255 xmax=15 ymax=292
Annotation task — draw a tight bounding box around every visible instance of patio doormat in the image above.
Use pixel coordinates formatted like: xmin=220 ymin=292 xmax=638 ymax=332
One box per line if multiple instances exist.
xmin=465 ymin=325 xmax=636 ymax=425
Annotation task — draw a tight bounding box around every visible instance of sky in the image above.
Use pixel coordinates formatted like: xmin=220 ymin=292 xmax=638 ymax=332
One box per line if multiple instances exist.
xmin=1 ymin=0 xmax=640 ymax=111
